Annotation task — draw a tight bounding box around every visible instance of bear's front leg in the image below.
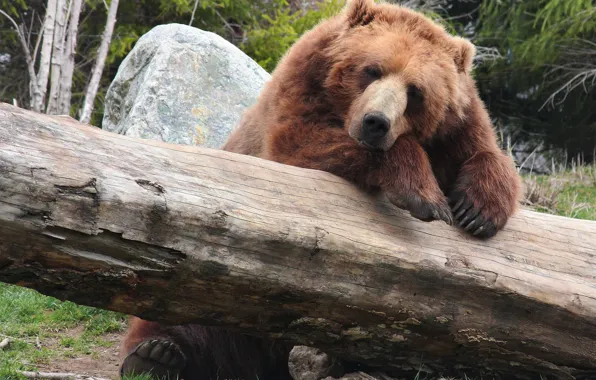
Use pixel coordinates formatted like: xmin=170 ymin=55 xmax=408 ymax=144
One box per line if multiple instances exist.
xmin=450 ymin=150 xmax=521 ymax=238
xmin=380 ymin=135 xmax=453 ymax=225
xmin=265 ymin=125 xmax=452 ymax=225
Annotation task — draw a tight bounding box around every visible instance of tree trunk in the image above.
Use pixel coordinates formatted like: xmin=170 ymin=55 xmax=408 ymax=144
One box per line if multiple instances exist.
xmin=79 ymin=0 xmax=119 ymax=124
xmin=46 ymin=0 xmax=69 ymax=114
xmin=0 ymin=103 xmax=595 ymax=380
xmin=32 ymin=0 xmax=58 ymax=112
xmin=57 ymin=0 xmax=83 ymax=116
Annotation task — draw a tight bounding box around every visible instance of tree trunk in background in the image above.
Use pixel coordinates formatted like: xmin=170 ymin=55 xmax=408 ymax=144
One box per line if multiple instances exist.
xmin=32 ymin=0 xmax=58 ymax=112
xmin=58 ymin=0 xmax=83 ymax=115
xmin=46 ymin=0 xmax=69 ymax=114
xmin=79 ymin=0 xmax=119 ymax=124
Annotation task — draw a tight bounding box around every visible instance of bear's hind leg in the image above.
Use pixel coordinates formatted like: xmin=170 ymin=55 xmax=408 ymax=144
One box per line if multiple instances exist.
xmin=120 ymin=338 xmax=186 ymax=379
xmin=120 ymin=317 xmax=187 ymax=379
xmin=119 ymin=317 xmax=292 ymax=380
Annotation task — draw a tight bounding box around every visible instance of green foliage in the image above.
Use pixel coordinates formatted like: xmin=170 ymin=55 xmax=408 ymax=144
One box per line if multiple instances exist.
xmin=107 ymin=0 xmax=347 ymax=74
xmin=109 ymin=25 xmax=147 ymax=64
xmin=479 ymin=0 xmax=596 ymax=68
xmin=0 ymin=0 xmax=26 ymax=17
xmin=241 ymin=0 xmax=345 ymax=72
xmin=475 ymin=0 xmax=596 ymax=161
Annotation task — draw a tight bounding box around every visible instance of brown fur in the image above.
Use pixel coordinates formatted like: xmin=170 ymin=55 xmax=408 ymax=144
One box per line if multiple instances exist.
xmin=121 ymin=1 xmax=522 ymax=378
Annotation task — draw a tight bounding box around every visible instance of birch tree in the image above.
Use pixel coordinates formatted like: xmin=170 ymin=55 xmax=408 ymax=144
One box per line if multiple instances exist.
xmin=46 ymin=0 xmax=68 ymax=114
xmin=79 ymin=0 xmax=120 ymax=124
xmin=32 ymin=0 xmax=57 ymax=112
xmin=58 ymin=0 xmax=83 ymax=115
xmin=1 ymin=0 xmax=117 ymax=121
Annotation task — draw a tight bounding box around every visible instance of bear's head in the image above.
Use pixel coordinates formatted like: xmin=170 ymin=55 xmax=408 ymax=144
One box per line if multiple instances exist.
xmin=323 ymin=0 xmax=476 ymax=151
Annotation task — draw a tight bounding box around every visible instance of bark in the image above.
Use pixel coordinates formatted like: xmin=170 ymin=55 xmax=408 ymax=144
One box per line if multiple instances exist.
xmin=79 ymin=0 xmax=119 ymax=124
xmin=33 ymin=0 xmax=58 ymax=112
xmin=0 ymin=103 xmax=595 ymax=380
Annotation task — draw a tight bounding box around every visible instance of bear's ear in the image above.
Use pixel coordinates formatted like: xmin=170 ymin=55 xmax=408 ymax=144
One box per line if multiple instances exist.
xmin=346 ymin=0 xmax=376 ymax=28
xmin=451 ymin=36 xmax=476 ymax=74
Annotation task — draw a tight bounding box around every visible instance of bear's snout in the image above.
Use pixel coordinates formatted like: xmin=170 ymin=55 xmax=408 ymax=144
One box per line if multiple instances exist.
xmin=348 ymin=79 xmax=407 ymax=151
xmin=360 ymin=112 xmax=390 ymax=149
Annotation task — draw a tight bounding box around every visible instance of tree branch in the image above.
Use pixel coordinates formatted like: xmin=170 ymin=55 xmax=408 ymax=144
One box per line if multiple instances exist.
xmin=189 ymin=0 xmax=199 ymax=26
xmin=540 ymin=68 xmax=596 ymax=111
xmin=32 ymin=13 xmax=45 ymax=66
xmin=0 ymin=9 xmax=41 ymax=110
xmin=79 ymin=0 xmax=119 ymax=124
xmin=539 ymin=39 xmax=596 ymax=110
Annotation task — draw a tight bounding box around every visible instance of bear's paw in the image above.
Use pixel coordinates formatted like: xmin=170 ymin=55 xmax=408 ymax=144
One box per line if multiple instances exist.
xmin=120 ymin=339 xmax=186 ymax=379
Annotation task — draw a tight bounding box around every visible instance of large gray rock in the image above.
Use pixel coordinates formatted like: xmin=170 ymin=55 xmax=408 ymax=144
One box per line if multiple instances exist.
xmin=102 ymin=23 xmax=270 ymax=148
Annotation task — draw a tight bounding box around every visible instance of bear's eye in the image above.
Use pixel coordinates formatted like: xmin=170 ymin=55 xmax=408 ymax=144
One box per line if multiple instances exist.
xmin=407 ymin=85 xmax=424 ymax=104
xmin=364 ymin=66 xmax=383 ymax=80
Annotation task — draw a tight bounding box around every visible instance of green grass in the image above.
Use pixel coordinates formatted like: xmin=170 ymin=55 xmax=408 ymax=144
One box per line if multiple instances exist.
xmin=0 ymin=282 xmax=127 ymax=379
xmin=522 ymin=164 xmax=596 ymax=221
xmin=122 ymin=375 xmax=160 ymax=380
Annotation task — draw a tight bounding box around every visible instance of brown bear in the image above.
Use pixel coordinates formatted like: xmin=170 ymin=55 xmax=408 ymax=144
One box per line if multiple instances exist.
xmin=224 ymin=0 xmax=522 ymax=236
xmin=119 ymin=1 xmax=522 ymax=379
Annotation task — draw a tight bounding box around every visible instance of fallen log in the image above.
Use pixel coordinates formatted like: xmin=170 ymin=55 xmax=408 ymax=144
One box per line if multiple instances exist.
xmin=0 ymin=102 xmax=595 ymax=380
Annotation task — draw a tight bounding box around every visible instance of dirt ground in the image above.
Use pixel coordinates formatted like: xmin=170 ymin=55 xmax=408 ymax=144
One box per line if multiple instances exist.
xmin=33 ymin=330 xmax=124 ymax=380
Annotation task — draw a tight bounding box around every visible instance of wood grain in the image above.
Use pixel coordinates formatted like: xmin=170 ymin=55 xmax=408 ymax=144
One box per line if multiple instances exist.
xmin=0 ymin=102 xmax=595 ymax=379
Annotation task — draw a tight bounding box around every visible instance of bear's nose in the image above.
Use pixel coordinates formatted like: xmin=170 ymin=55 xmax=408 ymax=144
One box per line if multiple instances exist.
xmin=361 ymin=112 xmax=390 ymax=146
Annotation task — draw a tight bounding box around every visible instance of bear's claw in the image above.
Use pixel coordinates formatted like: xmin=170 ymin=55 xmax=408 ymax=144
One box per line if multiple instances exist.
xmin=410 ymin=199 xmax=453 ymax=226
xmin=449 ymin=191 xmax=497 ymax=238
xmin=120 ymin=339 xmax=186 ymax=379
xmin=388 ymin=192 xmax=453 ymax=225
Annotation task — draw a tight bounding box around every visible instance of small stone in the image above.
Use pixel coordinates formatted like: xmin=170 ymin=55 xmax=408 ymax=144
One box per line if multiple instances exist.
xmin=289 ymin=346 xmax=345 ymax=380
xmin=323 ymin=371 xmax=399 ymax=380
